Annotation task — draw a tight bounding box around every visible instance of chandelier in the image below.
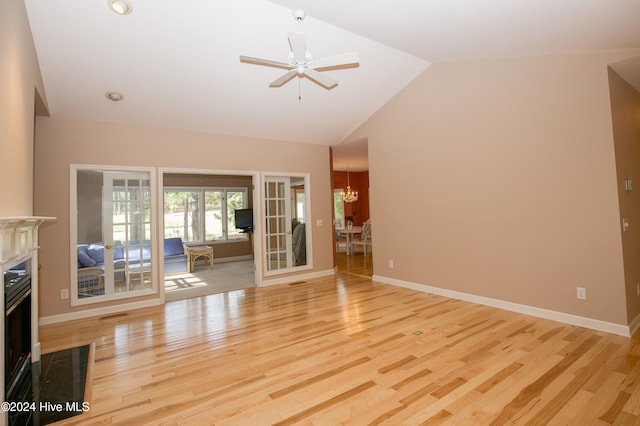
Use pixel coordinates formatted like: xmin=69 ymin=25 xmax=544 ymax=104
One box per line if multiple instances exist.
xmin=341 ymin=168 xmax=358 ymax=203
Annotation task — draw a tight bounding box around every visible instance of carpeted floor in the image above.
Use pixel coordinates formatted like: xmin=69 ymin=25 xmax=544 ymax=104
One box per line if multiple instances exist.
xmin=164 ymin=259 xmax=255 ymax=302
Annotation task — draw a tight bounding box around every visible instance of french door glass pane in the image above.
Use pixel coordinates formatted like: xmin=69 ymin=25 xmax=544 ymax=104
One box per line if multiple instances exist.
xmin=265 ymin=179 xmax=292 ymax=271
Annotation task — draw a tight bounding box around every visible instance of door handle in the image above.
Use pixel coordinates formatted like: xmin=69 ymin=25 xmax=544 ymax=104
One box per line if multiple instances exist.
xmin=105 ymin=244 xmax=114 ymax=249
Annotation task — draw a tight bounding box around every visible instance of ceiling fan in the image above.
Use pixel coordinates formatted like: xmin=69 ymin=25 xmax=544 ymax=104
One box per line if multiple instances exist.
xmin=240 ymin=10 xmax=359 ymax=90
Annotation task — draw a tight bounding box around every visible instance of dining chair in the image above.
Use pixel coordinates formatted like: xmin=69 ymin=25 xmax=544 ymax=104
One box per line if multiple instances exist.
xmin=351 ymin=219 xmax=372 ymax=255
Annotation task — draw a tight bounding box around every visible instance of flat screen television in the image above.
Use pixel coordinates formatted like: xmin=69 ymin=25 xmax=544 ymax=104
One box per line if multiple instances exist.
xmin=234 ymin=208 xmax=253 ymax=232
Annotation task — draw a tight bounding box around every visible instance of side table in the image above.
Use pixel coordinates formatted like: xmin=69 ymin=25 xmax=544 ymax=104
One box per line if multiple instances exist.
xmin=184 ymin=245 xmax=214 ymax=272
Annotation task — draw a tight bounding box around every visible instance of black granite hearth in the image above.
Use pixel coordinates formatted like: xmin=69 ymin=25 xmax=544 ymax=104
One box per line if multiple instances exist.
xmin=9 ymin=345 xmax=90 ymax=426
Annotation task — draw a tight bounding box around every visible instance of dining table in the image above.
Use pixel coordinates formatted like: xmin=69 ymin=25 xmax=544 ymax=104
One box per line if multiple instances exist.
xmin=336 ymin=226 xmax=363 ymax=255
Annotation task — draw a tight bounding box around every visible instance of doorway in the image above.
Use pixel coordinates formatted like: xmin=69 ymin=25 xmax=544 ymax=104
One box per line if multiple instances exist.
xmin=331 ymin=139 xmax=372 ymax=277
xmin=161 ymin=171 xmax=257 ymax=301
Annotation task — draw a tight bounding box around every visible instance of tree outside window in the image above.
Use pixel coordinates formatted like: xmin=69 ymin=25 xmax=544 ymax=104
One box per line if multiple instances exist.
xmin=164 ymin=188 xmax=247 ymax=243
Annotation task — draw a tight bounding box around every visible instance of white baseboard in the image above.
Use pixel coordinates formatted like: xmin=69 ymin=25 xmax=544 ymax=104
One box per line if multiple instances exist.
xmin=261 ymin=269 xmax=335 ymax=287
xmin=373 ymin=275 xmax=631 ymax=337
xmin=39 ymin=298 xmax=163 ymax=325
xmin=628 ymin=312 xmax=640 ymax=337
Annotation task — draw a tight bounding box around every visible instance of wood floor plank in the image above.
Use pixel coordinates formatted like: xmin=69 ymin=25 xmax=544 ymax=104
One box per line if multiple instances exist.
xmin=41 ymin=268 xmax=640 ymax=425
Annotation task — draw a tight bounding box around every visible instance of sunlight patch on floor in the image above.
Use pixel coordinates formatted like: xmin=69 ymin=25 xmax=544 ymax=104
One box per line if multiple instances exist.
xmin=164 ymin=273 xmax=208 ymax=290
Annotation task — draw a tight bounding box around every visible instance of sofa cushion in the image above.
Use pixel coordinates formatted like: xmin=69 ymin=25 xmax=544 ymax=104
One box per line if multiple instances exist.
xmin=164 ymin=237 xmax=184 ymax=257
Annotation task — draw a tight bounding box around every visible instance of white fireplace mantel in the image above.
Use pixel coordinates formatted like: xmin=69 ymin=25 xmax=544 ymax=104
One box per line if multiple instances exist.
xmin=0 ymin=216 xmax=54 ymax=270
xmin=0 ymin=216 xmax=54 ymax=415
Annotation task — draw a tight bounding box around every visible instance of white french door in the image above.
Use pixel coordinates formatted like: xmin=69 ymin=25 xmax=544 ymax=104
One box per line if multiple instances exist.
xmin=264 ymin=176 xmax=293 ymax=271
xmin=72 ymin=166 xmax=156 ymax=305
xmin=102 ymin=171 xmax=152 ymax=294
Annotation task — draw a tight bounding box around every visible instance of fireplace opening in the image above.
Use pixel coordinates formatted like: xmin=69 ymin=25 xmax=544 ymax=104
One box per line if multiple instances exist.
xmin=5 ymin=271 xmax=32 ymax=402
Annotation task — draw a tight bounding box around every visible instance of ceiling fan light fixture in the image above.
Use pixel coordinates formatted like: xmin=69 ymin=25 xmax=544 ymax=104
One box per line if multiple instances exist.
xmin=292 ymin=9 xmax=306 ymax=21
xmin=105 ymin=91 xmax=125 ymax=102
xmin=108 ymin=0 xmax=132 ymax=15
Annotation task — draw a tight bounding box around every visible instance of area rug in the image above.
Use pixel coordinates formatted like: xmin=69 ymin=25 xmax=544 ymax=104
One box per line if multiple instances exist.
xmin=9 ymin=344 xmax=93 ymax=425
xmin=164 ymin=259 xmax=255 ymax=301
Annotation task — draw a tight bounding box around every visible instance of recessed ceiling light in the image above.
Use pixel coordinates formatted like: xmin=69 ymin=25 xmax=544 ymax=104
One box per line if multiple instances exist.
xmin=105 ymin=91 xmax=125 ymax=102
xmin=108 ymin=0 xmax=132 ymax=15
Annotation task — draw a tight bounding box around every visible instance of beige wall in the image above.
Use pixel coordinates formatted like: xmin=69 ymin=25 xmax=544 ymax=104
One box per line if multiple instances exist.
xmin=609 ymin=67 xmax=640 ymax=324
xmin=346 ymin=51 xmax=640 ymax=326
xmin=0 ymin=0 xmax=48 ymax=216
xmin=33 ymin=117 xmax=334 ymax=317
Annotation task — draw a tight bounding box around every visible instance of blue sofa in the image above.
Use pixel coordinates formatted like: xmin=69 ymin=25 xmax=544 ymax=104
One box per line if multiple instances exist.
xmin=76 ymin=237 xmax=188 ymax=297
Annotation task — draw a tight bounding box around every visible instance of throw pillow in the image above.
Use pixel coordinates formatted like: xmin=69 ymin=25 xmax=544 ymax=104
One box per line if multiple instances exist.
xmin=78 ymin=251 xmax=97 ymax=267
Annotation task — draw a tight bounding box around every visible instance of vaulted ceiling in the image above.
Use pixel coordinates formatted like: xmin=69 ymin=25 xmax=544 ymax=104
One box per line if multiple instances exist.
xmin=24 ymin=0 xmax=640 ymax=167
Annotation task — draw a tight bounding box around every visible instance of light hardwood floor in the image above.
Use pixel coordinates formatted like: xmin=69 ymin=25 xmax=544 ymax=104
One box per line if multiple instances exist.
xmin=336 ymin=251 xmax=373 ymax=278
xmin=41 ymin=270 xmax=640 ymax=425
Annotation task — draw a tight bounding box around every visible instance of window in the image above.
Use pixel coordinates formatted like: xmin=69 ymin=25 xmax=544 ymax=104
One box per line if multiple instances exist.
xmin=333 ymin=189 xmax=344 ymax=228
xmin=164 ymin=187 xmax=247 ymax=243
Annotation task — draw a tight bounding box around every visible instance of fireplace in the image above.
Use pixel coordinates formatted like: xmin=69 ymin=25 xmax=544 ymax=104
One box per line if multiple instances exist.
xmin=1 ymin=216 xmax=54 ymax=420
xmin=4 ymin=271 xmax=31 ymax=401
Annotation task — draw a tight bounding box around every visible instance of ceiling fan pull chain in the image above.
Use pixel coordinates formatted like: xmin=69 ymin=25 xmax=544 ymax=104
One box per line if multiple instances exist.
xmin=298 ymin=78 xmax=302 ymax=102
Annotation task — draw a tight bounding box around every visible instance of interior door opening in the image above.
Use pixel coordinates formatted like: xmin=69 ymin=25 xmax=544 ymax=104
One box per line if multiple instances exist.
xmin=161 ymin=172 xmax=256 ymax=302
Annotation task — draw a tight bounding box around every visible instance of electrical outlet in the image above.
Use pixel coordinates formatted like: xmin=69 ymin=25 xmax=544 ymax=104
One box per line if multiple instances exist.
xmin=388 ymin=259 xmax=395 ymax=269
xmin=577 ymin=287 xmax=586 ymax=300
xmin=60 ymin=289 xmax=69 ymax=299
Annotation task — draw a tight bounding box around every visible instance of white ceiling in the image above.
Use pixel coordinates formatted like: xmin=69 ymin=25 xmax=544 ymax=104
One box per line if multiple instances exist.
xmin=24 ymin=0 xmax=640 ymax=170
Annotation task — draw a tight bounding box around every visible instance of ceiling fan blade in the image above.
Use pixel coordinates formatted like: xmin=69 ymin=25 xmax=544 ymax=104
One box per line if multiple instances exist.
xmin=287 ymin=32 xmax=307 ymax=64
xmin=269 ymin=70 xmax=298 ymax=87
xmin=304 ymin=69 xmax=338 ymax=89
xmin=240 ymin=55 xmax=291 ymax=70
xmin=311 ymin=52 xmax=360 ymax=71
